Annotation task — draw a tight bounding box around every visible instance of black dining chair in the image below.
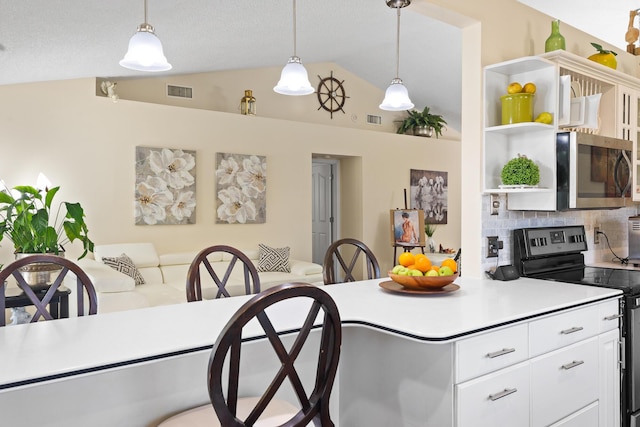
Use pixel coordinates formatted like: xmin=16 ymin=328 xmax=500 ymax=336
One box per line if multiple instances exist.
xmin=186 ymin=245 xmax=261 ymax=302
xmin=159 ymin=282 xmax=342 ymax=427
xmin=0 ymin=254 xmax=98 ymax=326
xmin=322 ymin=238 xmax=381 ymax=285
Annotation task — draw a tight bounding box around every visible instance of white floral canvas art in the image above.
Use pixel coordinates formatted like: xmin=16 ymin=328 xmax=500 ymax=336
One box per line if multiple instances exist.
xmin=216 ymin=153 xmax=266 ymax=224
xmin=135 ymin=147 xmax=197 ymax=225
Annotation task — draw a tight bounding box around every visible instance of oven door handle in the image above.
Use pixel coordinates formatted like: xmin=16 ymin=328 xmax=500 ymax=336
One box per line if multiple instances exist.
xmin=614 ymin=150 xmax=632 ymax=196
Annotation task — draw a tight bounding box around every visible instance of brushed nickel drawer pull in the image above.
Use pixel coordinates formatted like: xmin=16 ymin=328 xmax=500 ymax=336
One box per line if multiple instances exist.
xmin=560 ymin=326 xmax=584 ymax=335
xmin=486 ymin=348 xmax=516 ymax=358
xmin=488 ymin=388 xmax=517 ymax=401
xmin=561 ymin=360 xmax=584 ymax=370
xmin=604 ymin=314 xmax=623 ymax=321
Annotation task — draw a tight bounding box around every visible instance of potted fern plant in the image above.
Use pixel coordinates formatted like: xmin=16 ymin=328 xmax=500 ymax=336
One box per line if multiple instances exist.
xmin=0 ymin=177 xmax=94 ymax=286
xmin=397 ymin=106 xmax=447 ymax=138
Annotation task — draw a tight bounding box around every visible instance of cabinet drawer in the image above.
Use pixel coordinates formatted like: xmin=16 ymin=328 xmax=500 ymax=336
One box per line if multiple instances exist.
xmin=455 ymin=323 xmax=528 ymax=382
xmin=599 ymin=299 xmax=621 ymax=333
xmin=529 ymin=305 xmax=599 ymax=357
xmin=456 ymin=361 xmax=529 ymax=427
xmin=530 ymin=337 xmax=598 ymax=427
xmin=549 ymin=402 xmax=598 ymax=427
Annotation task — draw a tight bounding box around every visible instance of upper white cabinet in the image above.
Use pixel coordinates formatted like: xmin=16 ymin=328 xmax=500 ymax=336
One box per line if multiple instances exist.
xmin=484 ymin=50 xmax=640 ymax=209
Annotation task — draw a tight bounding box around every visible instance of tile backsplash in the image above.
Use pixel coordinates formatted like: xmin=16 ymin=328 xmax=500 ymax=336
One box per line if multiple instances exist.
xmin=480 ymin=194 xmax=638 ymax=275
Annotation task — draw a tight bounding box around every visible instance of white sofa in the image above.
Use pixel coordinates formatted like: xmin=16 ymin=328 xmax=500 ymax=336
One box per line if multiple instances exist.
xmin=77 ymin=243 xmax=324 ymax=314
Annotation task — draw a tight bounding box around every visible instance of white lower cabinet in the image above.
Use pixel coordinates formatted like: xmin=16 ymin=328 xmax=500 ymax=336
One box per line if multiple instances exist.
xmin=599 ymin=329 xmax=621 ymax=427
xmin=530 ymin=337 xmax=598 ymax=426
xmin=549 ymin=402 xmax=599 ymax=427
xmin=454 ymin=299 xmax=620 ymax=427
xmin=456 ymin=361 xmax=529 ymax=427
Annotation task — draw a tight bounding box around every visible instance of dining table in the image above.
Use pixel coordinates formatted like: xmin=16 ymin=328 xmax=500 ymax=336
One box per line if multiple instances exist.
xmin=0 ymin=275 xmax=621 ymax=426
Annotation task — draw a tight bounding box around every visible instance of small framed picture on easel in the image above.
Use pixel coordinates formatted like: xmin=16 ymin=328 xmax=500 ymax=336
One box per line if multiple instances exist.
xmin=390 ymin=209 xmax=425 ymax=247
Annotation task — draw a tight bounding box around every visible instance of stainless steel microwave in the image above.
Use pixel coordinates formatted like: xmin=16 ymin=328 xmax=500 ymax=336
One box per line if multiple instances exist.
xmin=556 ymin=131 xmax=632 ymax=210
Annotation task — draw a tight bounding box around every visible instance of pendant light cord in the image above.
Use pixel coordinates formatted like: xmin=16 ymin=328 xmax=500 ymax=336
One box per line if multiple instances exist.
xmin=143 ymin=0 xmax=148 ymax=24
xmin=395 ymin=6 xmax=401 ymax=79
xmin=292 ymin=0 xmax=298 ymax=57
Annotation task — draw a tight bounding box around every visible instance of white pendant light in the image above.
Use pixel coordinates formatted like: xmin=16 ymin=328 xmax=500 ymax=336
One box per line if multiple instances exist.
xmin=120 ymin=0 xmax=172 ymax=72
xmin=379 ymin=0 xmax=414 ymax=111
xmin=274 ymin=0 xmax=314 ymax=96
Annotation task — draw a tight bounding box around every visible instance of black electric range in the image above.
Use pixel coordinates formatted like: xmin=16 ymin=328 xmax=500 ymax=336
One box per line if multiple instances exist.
xmin=513 ymin=225 xmax=640 ymax=427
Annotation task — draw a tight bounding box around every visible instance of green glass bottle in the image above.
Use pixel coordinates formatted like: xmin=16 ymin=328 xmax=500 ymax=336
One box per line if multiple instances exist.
xmin=545 ymin=20 xmax=566 ymax=52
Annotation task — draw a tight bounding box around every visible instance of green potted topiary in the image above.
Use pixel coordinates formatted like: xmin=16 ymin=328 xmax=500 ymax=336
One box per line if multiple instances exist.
xmin=396 ymin=106 xmax=448 ymax=138
xmin=501 ymin=155 xmax=540 ymax=186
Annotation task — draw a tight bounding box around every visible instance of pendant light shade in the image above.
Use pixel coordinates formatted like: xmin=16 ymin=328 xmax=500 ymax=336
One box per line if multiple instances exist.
xmin=274 ymin=0 xmax=314 ymax=96
xmin=274 ymin=56 xmax=314 ymax=95
xmin=379 ymin=0 xmax=414 ymax=111
xmin=120 ymin=0 xmax=172 ymax=72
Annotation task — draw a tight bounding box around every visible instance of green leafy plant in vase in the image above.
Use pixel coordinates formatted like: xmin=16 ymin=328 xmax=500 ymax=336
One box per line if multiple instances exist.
xmin=425 ymin=223 xmax=437 ymax=253
xmin=0 ymin=175 xmax=94 ymax=261
xmin=397 ymin=106 xmax=447 ymax=138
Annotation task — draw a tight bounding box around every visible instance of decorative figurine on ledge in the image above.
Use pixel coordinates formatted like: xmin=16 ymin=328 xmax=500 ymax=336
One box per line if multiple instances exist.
xmin=626 ymin=9 xmax=640 ymax=55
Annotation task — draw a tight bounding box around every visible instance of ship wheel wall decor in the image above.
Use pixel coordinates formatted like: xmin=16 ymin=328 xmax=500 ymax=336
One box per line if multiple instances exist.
xmin=317 ymin=71 xmax=349 ymax=119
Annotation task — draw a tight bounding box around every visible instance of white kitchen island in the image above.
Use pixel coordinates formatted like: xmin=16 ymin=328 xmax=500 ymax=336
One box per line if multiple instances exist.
xmin=0 ymin=276 xmax=622 ymax=426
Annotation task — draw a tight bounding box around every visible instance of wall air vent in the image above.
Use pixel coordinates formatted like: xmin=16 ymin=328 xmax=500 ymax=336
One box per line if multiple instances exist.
xmin=366 ymin=114 xmax=382 ymax=125
xmin=167 ymin=85 xmax=193 ymax=99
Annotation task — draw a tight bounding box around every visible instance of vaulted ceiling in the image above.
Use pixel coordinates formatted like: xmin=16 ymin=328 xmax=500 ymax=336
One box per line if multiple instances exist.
xmin=0 ymin=0 xmax=463 ymax=130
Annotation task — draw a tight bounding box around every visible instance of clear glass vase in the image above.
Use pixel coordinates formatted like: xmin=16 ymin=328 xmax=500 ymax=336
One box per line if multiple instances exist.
xmin=427 ymin=236 xmax=436 ymax=253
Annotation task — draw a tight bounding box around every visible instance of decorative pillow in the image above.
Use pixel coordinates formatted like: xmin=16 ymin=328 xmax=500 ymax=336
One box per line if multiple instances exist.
xmin=257 ymin=244 xmax=291 ymax=273
xmin=101 ymin=253 xmax=146 ymax=286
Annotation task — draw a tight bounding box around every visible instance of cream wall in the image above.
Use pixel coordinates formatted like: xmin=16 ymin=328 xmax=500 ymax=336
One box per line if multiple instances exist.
xmin=0 ymin=77 xmax=461 ymax=274
xmin=103 ymin=63 xmax=425 ymax=136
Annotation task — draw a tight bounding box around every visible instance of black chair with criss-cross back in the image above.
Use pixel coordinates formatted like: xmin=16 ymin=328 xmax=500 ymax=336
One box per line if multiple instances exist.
xmin=159 ymin=282 xmax=342 ymax=427
xmin=186 ymin=245 xmax=261 ymax=302
xmin=0 ymin=254 xmax=97 ymax=326
xmin=322 ymin=238 xmax=381 ymax=285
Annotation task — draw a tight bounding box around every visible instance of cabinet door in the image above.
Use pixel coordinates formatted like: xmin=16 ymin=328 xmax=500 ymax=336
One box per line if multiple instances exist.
xmin=456 ymin=361 xmax=529 ymax=427
xmin=599 ymin=329 xmax=621 ymax=427
xmin=530 ymin=337 xmax=599 ymax=427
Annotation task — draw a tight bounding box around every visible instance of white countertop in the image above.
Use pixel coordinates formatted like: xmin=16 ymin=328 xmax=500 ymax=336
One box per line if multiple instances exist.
xmin=0 ymin=275 xmax=621 ymax=390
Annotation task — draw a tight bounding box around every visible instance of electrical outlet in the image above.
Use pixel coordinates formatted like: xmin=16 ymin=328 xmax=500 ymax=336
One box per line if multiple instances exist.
xmin=487 ymin=236 xmax=500 ymax=258
xmin=594 ymin=226 xmax=600 ymax=244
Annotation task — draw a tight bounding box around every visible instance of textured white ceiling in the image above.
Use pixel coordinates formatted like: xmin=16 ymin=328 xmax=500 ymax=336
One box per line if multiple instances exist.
xmin=0 ymin=0 xmax=463 ymax=130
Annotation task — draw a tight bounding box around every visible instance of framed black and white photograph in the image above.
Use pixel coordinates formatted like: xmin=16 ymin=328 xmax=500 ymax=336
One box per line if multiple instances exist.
xmin=410 ymin=169 xmax=448 ymax=224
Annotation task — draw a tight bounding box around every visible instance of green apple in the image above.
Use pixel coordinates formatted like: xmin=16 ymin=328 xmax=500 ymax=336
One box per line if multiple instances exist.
xmin=425 ymin=269 xmax=439 ymax=277
xmin=396 ymin=267 xmax=410 ymax=275
xmin=391 ymin=264 xmax=404 ymax=274
xmin=409 ymin=269 xmax=423 ymax=276
xmin=438 ymin=266 xmax=454 ymax=276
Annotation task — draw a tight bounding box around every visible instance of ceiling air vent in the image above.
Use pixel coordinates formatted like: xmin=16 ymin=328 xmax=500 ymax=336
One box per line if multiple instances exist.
xmin=366 ymin=114 xmax=382 ymax=125
xmin=167 ymin=85 xmax=193 ymax=99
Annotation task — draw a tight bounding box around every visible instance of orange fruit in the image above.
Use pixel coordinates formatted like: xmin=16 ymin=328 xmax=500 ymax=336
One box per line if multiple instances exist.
xmin=414 ymin=256 xmax=432 ymax=273
xmin=430 ymin=265 xmax=441 ymax=272
xmin=441 ymin=258 xmax=457 ymax=273
xmin=398 ymin=252 xmax=415 ymax=267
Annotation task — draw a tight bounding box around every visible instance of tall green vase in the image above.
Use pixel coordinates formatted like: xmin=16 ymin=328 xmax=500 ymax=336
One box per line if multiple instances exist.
xmin=545 ymin=20 xmax=566 ymax=52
